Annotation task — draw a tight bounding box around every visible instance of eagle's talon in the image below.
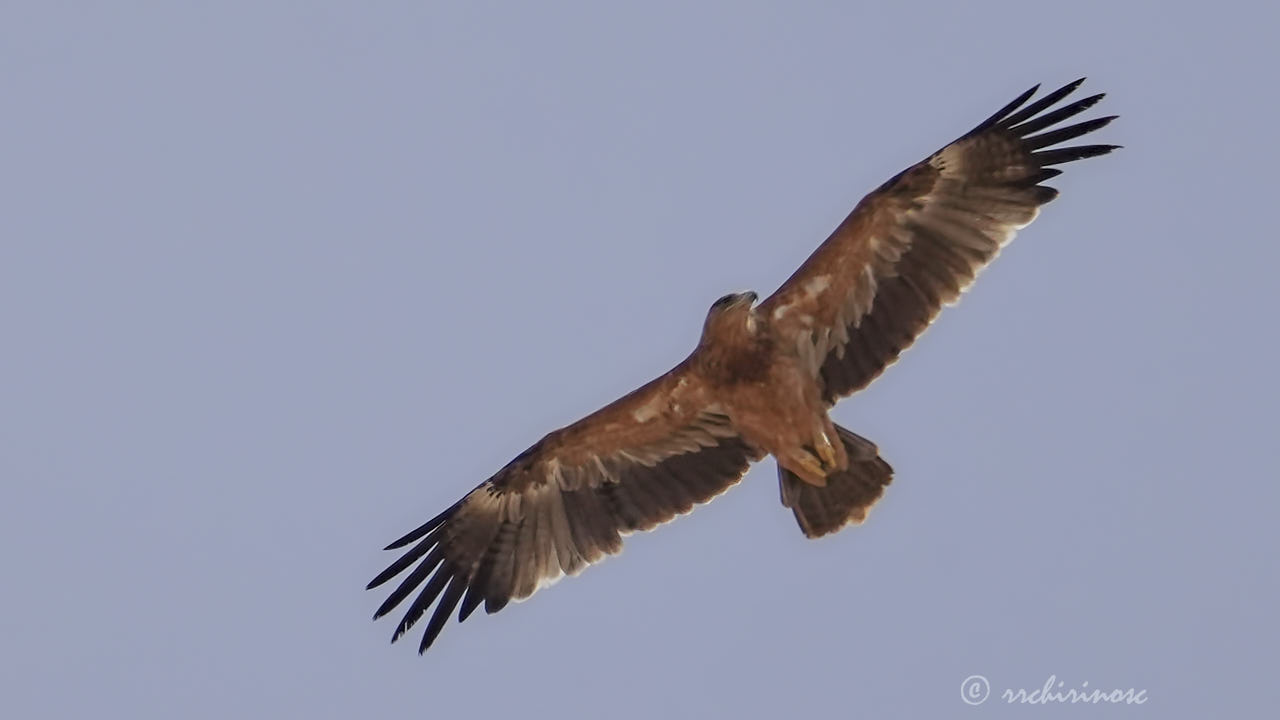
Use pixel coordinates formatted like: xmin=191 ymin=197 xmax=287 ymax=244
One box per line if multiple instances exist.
xmin=792 ymin=453 xmax=830 ymax=487
xmin=815 ymin=433 xmax=840 ymax=470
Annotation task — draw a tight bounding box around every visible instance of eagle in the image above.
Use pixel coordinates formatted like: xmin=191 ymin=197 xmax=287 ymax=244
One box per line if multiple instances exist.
xmin=368 ymin=79 xmax=1117 ymax=653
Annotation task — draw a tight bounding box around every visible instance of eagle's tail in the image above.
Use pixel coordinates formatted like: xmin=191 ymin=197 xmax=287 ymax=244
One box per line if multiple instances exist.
xmin=779 ymin=425 xmax=893 ymax=538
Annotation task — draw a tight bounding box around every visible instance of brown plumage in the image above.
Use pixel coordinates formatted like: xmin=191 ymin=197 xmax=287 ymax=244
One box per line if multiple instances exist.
xmin=368 ymin=79 xmax=1118 ymax=652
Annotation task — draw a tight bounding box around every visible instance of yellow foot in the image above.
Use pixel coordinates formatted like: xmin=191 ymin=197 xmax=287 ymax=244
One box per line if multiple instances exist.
xmin=792 ymin=453 xmax=829 ymax=487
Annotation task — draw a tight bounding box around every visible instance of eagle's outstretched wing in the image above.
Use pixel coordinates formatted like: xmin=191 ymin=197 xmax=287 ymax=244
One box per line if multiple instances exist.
xmin=759 ymin=79 xmax=1118 ymax=403
xmin=367 ymin=362 xmax=762 ymax=652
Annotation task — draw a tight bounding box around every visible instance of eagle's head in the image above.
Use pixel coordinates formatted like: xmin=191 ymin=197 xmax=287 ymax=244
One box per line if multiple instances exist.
xmin=709 ymin=291 xmax=758 ymax=312
xmin=700 ymin=291 xmax=760 ymax=345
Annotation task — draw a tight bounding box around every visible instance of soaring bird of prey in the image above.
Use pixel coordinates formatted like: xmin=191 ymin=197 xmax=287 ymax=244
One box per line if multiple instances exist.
xmin=368 ymin=79 xmax=1117 ymax=653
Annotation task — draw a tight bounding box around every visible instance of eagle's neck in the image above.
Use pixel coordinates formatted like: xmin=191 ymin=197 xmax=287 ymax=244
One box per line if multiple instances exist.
xmin=697 ymin=310 xmax=771 ymax=384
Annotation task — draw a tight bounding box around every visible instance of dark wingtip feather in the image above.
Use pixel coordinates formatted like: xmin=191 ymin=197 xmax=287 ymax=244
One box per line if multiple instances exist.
xmin=457 ymin=584 xmax=485 ymax=622
xmin=1024 ymin=115 xmax=1119 ymax=150
xmin=1008 ymin=94 xmax=1106 ymax=138
xmin=368 ymin=534 xmax=442 ymax=590
xmin=418 ymin=574 xmax=467 ymax=653
xmin=1033 ymin=144 xmax=1121 ymax=166
xmin=373 ymin=584 xmax=413 ymax=621
xmin=372 ymin=546 xmax=446 ymax=620
xmin=390 ymin=560 xmax=455 ymax=641
xmin=485 ymin=594 xmax=511 ymax=615
xmin=1036 ymin=186 xmax=1061 ymax=204
xmin=998 ymin=78 xmax=1088 ymax=129
xmin=383 ymin=503 xmax=457 ymax=551
xmin=968 ymin=83 xmax=1040 ymax=135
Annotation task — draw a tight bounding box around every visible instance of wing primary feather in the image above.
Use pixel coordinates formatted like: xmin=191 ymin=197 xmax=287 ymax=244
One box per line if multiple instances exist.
xmin=374 ymin=545 xmax=446 ymax=620
xmin=529 ymin=494 xmax=555 ymax=587
xmin=484 ymin=590 xmax=512 ymax=615
xmin=483 ymin=514 xmax=521 ymax=614
xmin=419 ymin=572 xmax=468 ymax=654
xmin=1024 ymin=116 xmax=1118 ymax=150
xmin=510 ymin=498 xmax=542 ymax=600
xmin=457 ymin=577 xmax=486 ymax=623
xmin=998 ymin=77 xmax=1086 ymax=128
xmin=1008 ymin=94 xmax=1106 ymax=136
xmin=967 ymin=84 xmax=1039 ymax=135
xmin=560 ymin=491 xmax=602 ymax=565
xmin=1027 ymin=168 xmax=1064 ymax=184
xmin=393 ymin=560 xmax=455 ymax=642
xmin=545 ymin=487 xmax=585 ymax=575
xmin=458 ymin=517 xmax=516 ymax=622
xmin=383 ymin=502 xmax=458 ymax=550
xmin=368 ymin=532 xmax=442 ymax=590
xmin=1032 ymin=144 xmax=1121 ymax=166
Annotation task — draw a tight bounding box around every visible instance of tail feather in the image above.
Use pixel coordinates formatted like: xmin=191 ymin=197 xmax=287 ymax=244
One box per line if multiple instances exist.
xmin=779 ymin=425 xmax=893 ymax=538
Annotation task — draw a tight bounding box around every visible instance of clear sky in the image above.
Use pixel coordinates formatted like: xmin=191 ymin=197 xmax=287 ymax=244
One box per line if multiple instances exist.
xmin=3 ymin=2 xmax=1276 ymax=718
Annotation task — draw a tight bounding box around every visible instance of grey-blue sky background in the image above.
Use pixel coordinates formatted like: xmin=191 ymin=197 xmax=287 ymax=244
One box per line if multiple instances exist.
xmin=3 ymin=2 xmax=1276 ymax=718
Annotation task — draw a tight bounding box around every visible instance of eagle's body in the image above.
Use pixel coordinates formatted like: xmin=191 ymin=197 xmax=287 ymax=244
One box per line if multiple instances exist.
xmin=698 ymin=292 xmax=851 ymax=487
xmin=368 ymin=80 xmax=1118 ymax=653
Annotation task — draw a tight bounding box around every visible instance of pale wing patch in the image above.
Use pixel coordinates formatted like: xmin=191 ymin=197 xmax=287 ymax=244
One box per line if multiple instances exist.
xmin=505 ymin=483 xmax=573 ymax=602
xmin=804 ymin=275 xmax=832 ymax=297
xmin=630 ymin=394 xmax=666 ymax=423
xmin=930 ymin=143 xmax=970 ymax=175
